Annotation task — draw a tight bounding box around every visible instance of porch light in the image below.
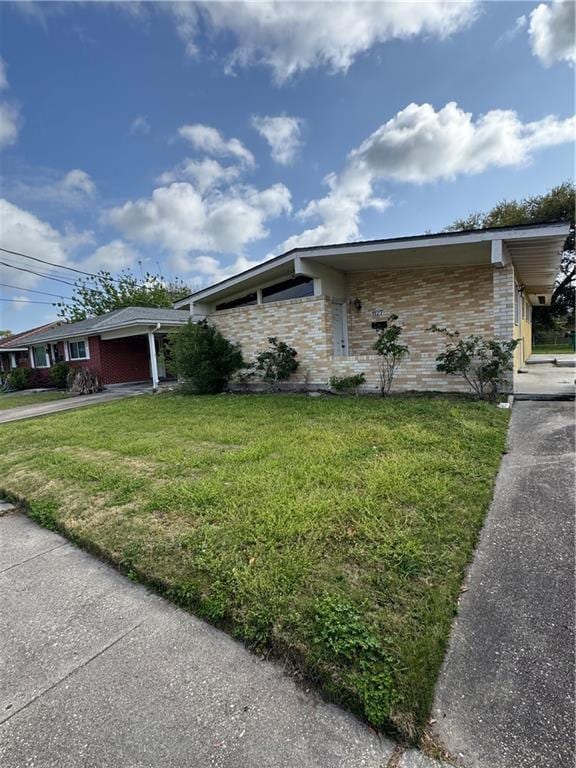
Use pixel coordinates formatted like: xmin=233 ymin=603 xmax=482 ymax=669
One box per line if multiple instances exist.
xmin=352 ymin=298 xmax=362 ymax=312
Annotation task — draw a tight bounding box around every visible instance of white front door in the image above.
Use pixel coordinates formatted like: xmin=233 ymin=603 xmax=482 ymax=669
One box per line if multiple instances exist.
xmin=331 ymin=301 xmax=348 ymax=356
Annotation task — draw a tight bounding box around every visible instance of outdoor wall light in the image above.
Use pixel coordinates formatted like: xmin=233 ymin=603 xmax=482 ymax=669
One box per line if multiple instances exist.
xmin=352 ymin=298 xmax=362 ymax=312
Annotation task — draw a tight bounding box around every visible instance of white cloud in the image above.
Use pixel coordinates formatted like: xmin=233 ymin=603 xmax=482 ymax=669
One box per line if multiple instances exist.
xmin=277 ymin=101 xmax=575 ymax=251
xmin=529 ymin=1 xmax=576 ymax=66
xmin=62 ymin=168 xmax=96 ymax=196
xmin=0 ymin=199 xmax=70 ymax=289
xmin=348 ymin=102 xmax=575 ymax=184
xmin=252 ymin=115 xmax=303 ymax=164
xmin=0 ymin=103 xmax=19 ymax=150
xmin=178 ymin=124 xmax=254 ymax=167
xmin=106 ymin=181 xmax=292 ymax=263
xmin=166 ymin=1 xmax=479 ymax=83
xmin=7 ymin=168 xmax=96 ymax=207
xmin=11 ymin=295 xmax=31 ymax=312
xmin=157 ymin=157 xmax=241 ymax=192
xmin=130 ymin=115 xmax=150 ymax=135
xmin=496 ymin=15 xmax=527 ymax=46
xmin=187 ymin=254 xmax=265 ymax=283
xmin=0 ymin=57 xmax=20 ymax=150
xmin=83 ymin=239 xmax=140 ymax=271
xmin=0 ymin=58 xmax=8 ymax=91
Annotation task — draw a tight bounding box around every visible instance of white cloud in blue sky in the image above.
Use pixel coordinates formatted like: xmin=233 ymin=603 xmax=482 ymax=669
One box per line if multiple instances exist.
xmin=252 ymin=115 xmax=304 ymax=165
xmin=529 ymin=0 xmax=576 ymax=66
xmin=167 ymin=1 xmax=480 ymax=82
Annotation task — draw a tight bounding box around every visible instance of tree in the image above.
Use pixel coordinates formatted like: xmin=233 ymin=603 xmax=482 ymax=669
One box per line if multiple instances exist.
xmin=0 ymin=330 xmax=12 ymax=338
xmin=372 ymin=315 xmax=409 ymax=396
xmin=170 ymin=320 xmax=244 ymax=394
xmin=447 ymin=181 xmax=575 ymax=329
xmin=56 ymin=271 xmax=191 ymax=322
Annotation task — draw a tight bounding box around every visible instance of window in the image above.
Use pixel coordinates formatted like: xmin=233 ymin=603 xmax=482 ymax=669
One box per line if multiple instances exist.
xmin=514 ymin=284 xmax=521 ymax=325
xmin=32 ymin=345 xmax=48 ymax=368
xmin=216 ymin=292 xmax=257 ymax=312
xmin=68 ymin=339 xmax=89 ymax=360
xmin=262 ymin=276 xmax=314 ymax=303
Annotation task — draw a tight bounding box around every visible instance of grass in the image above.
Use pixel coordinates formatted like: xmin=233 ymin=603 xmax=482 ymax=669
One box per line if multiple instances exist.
xmin=0 ymin=390 xmax=71 ymax=410
xmin=0 ymin=393 xmax=509 ymax=740
xmin=532 ymin=344 xmax=573 ymax=355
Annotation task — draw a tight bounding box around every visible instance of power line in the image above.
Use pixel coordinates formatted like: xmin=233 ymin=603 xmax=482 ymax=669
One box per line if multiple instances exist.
xmin=0 ymin=260 xmax=78 ymax=286
xmin=0 ymin=282 xmax=73 ymax=299
xmin=0 ymin=246 xmax=124 ymax=284
xmin=0 ymin=246 xmax=99 ymax=278
xmin=0 ymin=298 xmax=60 ymax=305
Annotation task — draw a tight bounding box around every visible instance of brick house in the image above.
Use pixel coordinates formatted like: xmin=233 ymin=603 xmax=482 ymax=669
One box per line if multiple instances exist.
xmin=0 ymin=323 xmax=61 ymax=378
xmin=1 ymin=307 xmax=189 ymax=388
xmin=174 ymin=222 xmax=569 ymax=393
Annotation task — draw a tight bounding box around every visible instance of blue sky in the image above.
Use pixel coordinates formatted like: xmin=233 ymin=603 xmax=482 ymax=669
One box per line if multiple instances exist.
xmin=0 ymin=0 xmax=574 ymax=332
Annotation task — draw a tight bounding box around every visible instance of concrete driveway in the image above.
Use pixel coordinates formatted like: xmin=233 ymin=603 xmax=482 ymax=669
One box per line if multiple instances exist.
xmin=0 ymin=385 xmax=149 ymax=425
xmin=432 ymin=401 xmax=575 ymax=767
xmin=0 ymin=512 xmax=393 ymax=768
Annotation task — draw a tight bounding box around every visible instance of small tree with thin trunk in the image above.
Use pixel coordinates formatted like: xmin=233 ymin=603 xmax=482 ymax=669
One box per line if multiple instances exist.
xmin=373 ymin=315 xmax=409 ymax=396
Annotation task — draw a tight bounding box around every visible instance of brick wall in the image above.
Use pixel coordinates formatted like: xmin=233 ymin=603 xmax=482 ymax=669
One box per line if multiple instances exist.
xmin=210 ymin=296 xmax=333 ymax=385
xmin=342 ymin=265 xmax=494 ymax=391
xmin=98 ymin=335 xmax=151 ymax=384
xmin=208 ymin=265 xmax=507 ymax=393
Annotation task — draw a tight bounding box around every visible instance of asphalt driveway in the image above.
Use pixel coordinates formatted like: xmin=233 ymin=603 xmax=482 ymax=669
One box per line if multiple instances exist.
xmin=432 ymin=401 xmax=575 ymax=767
xmin=0 ymin=512 xmax=393 ymax=768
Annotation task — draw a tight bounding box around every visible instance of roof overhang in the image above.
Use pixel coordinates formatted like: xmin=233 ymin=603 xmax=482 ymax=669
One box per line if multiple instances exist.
xmin=176 ymin=222 xmax=570 ymax=307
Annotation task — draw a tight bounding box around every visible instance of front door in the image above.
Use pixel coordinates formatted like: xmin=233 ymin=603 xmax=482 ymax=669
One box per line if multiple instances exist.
xmin=331 ymin=301 xmax=348 ymax=356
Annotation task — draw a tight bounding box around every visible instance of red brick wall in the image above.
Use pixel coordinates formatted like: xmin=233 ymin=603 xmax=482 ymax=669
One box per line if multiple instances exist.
xmin=18 ymin=334 xmax=151 ymax=387
xmin=98 ymin=335 xmax=151 ymax=384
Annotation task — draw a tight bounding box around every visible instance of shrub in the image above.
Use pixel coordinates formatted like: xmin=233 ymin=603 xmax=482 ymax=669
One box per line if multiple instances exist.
xmin=50 ymin=361 xmax=70 ymax=389
xmin=373 ymin=315 xmax=409 ymax=396
xmin=428 ymin=325 xmax=519 ymax=401
xmin=171 ymin=320 xmax=245 ymax=394
xmin=67 ymin=367 xmax=102 ymax=395
xmin=6 ymin=367 xmax=30 ymax=391
xmin=254 ymin=337 xmax=298 ymax=389
xmin=329 ymin=373 xmax=366 ymax=396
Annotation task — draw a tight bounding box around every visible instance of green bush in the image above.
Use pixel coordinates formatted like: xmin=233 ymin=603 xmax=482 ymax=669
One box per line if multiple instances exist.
xmin=329 ymin=373 xmax=366 ymax=394
xmin=171 ymin=320 xmax=245 ymax=394
xmin=254 ymin=337 xmax=298 ymax=388
xmin=7 ymin=367 xmax=30 ymax=391
xmin=50 ymin=361 xmax=70 ymax=389
xmin=428 ymin=325 xmax=519 ymax=400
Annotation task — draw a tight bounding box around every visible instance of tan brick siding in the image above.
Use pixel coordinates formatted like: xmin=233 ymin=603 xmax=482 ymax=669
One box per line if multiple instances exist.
xmin=207 ymin=264 xmax=515 ymax=393
xmin=209 ymin=296 xmax=333 ymax=385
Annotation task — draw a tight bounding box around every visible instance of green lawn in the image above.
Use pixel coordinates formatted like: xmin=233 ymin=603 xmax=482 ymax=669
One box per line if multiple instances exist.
xmin=532 ymin=344 xmax=573 ymax=355
xmin=0 ymin=391 xmax=71 ymax=410
xmin=0 ymin=394 xmax=509 ymax=741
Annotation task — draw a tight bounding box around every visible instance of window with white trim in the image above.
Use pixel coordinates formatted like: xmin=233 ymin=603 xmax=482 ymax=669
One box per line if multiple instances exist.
xmin=68 ymin=339 xmax=89 ymax=360
xmin=514 ymin=284 xmax=521 ymax=325
xmin=32 ymin=345 xmax=49 ymax=368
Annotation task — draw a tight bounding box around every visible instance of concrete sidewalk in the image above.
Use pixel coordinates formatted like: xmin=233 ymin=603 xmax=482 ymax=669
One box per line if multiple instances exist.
xmin=0 ymin=385 xmax=148 ymax=424
xmin=0 ymin=512 xmax=393 ymax=768
xmin=432 ymin=401 xmax=575 ymax=767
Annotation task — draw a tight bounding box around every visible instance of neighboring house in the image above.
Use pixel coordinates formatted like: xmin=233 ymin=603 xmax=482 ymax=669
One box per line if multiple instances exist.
xmin=175 ymin=222 xmax=570 ymax=393
xmin=1 ymin=307 xmax=190 ymax=388
xmin=0 ymin=323 xmax=61 ymax=376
